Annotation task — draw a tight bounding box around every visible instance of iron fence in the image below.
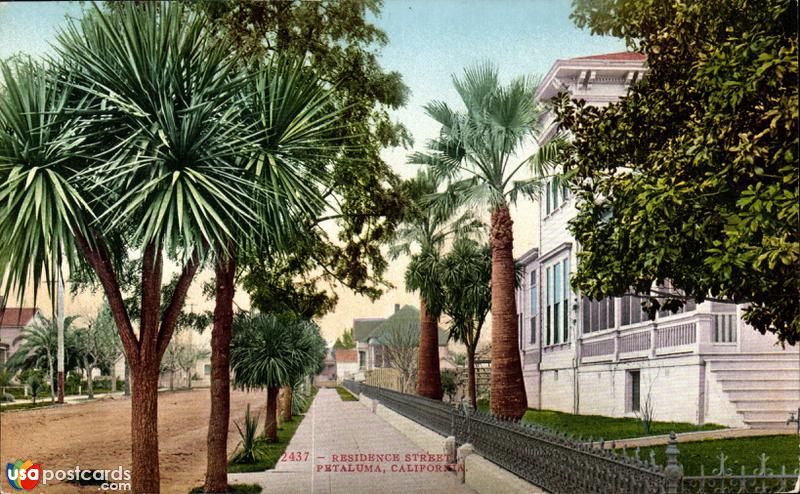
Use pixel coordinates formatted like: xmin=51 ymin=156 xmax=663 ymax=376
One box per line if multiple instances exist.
xmin=342 ymin=380 xmax=799 ymax=494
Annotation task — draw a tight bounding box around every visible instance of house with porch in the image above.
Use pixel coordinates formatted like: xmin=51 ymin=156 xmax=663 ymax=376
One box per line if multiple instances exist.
xmin=515 ymin=52 xmax=799 ymax=429
xmin=353 ymin=304 xmax=451 ymax=379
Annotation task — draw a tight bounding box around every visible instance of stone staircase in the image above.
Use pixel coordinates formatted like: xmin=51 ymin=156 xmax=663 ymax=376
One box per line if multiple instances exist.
xmin=708 ymin=354 xmax=800 ymax=429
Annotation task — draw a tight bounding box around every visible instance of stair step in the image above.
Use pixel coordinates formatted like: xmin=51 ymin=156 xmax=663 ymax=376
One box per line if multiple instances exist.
xmin=730 ymin=399 xmax=800 ymax=410
xmin=742 ymin=410 xmax=796 ymax=422
xmin=727 ymin=389 xmax=800 ymax=401
xmin=709 ymin=359 xmax=800 ymax=371
xmin=720 ymin=381 xmax=799 ymax=391
xmin=745 ymin=420 xmax=796 ymax=429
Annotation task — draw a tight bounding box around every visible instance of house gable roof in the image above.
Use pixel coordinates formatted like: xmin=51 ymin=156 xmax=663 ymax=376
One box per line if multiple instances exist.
xmin=353 ymin=317 xmax=386 ymax=343
xmin=366 ymin=305 xmax=448 ymax=346
xmin=0 ymin=308 xmax=39 ymax=328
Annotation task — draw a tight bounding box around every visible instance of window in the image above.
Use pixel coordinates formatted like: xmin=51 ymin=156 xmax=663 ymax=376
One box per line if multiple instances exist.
xmin=546 ymin=185 xmax=551 ymax=215
xmin=629 ymin=370 xmax=641 ymax=412
xmin=562 ymin=258 xmax=570 ymax=341
xmin=546 ymin=267 xmax=551 ymax=345
xmin=204 ymin=364 xmax=211 ymax=376
xmin=552 ymin=180 xmax=559 ymax=211
xmin=554 ymin=263 xmax=561 ymax=343
xmin=529 ymin=271 xmax=537 ymax=343
xmin=358 ymin=351 xmax=367 ymax=370
xmin=582 ymin=296 xmax=615 ymax=333
xmin=545 ymin=178 xmax=569 ymax=216
xmin=545 ymin=258 xmax=571 ymax=344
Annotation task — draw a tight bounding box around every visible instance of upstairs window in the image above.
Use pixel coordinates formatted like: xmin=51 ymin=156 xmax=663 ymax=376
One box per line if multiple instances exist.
xmin=529 ymin=271 xmax=537 ymax=343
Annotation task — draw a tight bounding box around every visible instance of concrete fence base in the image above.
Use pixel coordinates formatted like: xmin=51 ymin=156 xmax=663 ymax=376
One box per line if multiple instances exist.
xmin=357 ymin=393 xmax=549 ymax=494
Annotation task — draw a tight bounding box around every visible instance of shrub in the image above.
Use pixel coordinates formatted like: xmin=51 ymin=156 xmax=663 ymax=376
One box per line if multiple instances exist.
xmin=232 ymin=404 xmax=262 ymax=464
xmin=441 ymin=370 xmax=458 ymax=401
xmin=1 ymin=393 xmax=14 ymax=403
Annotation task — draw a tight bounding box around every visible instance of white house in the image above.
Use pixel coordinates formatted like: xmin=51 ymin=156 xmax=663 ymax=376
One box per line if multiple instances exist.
xmin=335 ymin=348 xmax=359 ymax=382
xmin=515 ymin=51 xmax=799 ymax=429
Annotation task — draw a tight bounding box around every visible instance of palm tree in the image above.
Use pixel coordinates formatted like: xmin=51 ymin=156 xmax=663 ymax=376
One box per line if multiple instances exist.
xmin=0 ymin=4 xmax=331 ymax=491
xmin=230 ymin=313 xmax=324 ymax=442
xmin=410 ymin=62 xmax=562 ymax=419
xmin=203 ymin=55 xmax=342 ymax=494
xmin=5 ymin=317 xmax=79 ymax=402
xmin=438 ymin=236 xmax=493 ymax=409
xmin=391 ymin=171 xmax=480 ymax=400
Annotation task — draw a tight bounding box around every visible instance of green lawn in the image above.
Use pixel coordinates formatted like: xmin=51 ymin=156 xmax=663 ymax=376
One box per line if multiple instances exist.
xmin=228 ymin=387 xmax=318 ymax=473
xmin=476 ymin=400 xmax=725 ymax=440
xmin=336 ymin=386 xmax=358 ymax=401
xmin=0 ymin=401 xmax=59 ymax=412
xmin=630 ymin=435 xmax=800 ymax=476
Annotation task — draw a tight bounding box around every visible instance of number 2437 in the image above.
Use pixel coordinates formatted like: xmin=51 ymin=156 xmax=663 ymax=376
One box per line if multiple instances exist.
xmin=282 ymin=451 xmax=309 ymax=462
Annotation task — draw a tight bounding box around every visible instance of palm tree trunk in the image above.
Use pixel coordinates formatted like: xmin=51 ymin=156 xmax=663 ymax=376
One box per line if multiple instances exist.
xmin=282 ymin=384 xmax=293 ymax=421
xmin=490 ymin=205 xmax=527 ymax=419
xmin=265 ymin=386 xmax=279 ymax=442
xmin=467 ymin=345 xmax=477 ymax=409
xmin=204 ymin=254 xmax=236 ymax=494
xmin=417 ymin=297 xmax=443 ymax=400
xmin=47 ymin=353 xmax=55 ymax=403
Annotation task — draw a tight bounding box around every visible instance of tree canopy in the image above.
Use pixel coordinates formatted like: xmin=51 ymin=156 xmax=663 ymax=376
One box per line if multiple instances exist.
xmin=556 ymin=0 xmax=798 ymax=344
xmin=193 ymin=0 xmax=412 ymax=308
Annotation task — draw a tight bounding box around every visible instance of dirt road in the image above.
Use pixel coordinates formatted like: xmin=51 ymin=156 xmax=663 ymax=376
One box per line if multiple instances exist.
xmin=0 ymin=388 xmax=267 ymax=493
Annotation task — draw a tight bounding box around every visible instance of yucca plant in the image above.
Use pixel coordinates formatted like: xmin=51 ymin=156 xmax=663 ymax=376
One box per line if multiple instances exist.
xmin=232 ymin=404 xmax=262 ymax=465
xmin=1 ymin=3 xmax=339 ymax=493
xmin=231 ymin=313 xmax=325 ymax=443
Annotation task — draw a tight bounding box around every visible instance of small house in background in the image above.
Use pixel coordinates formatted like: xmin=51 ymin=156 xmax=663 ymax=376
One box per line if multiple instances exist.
xmin=0 ymin=298 xmax=43 ymax=368
xmin=334 ymin=348 xmax=358 ymax=382
xmin=352 ymin=304 xmax=452 ymax=379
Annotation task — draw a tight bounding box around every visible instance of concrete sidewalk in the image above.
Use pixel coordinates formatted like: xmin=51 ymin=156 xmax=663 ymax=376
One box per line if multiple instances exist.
xmin=229 ymin=388 xmax=475 ymax=494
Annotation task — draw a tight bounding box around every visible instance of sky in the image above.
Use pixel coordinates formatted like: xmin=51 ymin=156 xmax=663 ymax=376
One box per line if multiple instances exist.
xmin=0 ymin=1 xmax=627 ymax=345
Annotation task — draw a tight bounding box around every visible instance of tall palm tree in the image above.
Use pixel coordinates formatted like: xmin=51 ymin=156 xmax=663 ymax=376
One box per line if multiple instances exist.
xmin=409 ymin=62 xmax=562 ymax=419
xmin=5 ymin=316 xmax=79 ymax=402
xmin=230 ymin=313 xmax=324 ymax=442
xmin=390 ymin=170 xmax=480 ymax=400
xmin=438 ymin=236 xmax=493 ymax=409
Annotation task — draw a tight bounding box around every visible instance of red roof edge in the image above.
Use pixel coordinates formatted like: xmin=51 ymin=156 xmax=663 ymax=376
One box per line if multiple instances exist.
xmin=571 ymin=51 xmax=646 ymax=61
xmin=0 ymin=308 xmax=38 ymax=328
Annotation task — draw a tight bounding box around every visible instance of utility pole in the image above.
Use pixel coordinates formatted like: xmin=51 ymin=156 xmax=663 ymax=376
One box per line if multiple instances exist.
xmin=56 ymin=270 xmax=65 ymax=404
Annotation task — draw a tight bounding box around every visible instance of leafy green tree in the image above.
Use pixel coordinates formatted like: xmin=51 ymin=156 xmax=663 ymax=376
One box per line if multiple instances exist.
xmin=230 ymin=313 xmax=325 ymax=442
xmin=556 ymin=0 xmax=798 ymax=344
xmin=411 ymin=63 xmax=561 ymax=418
xmin=187 ymin=4 xmax=413 ymax=488
xmin=333 ymin=329 xmax=356 ymax=350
